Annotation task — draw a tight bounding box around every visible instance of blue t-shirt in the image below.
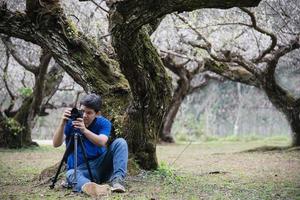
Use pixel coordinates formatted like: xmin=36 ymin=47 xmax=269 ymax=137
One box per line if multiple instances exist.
xmin=64 ymin=116 xmax=111 ymax=170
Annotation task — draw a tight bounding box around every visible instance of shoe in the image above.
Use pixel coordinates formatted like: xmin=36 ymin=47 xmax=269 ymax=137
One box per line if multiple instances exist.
xmin=110 ymin=179 xmax=126 ymax=193
xmin=61 ymin=180 xmax=72 ymax=189
xmin=81 ymin=182 xmax=111 ymax=197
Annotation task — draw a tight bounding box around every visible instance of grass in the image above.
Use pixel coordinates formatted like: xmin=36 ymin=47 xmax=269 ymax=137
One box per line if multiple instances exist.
xmin=0 ymin=139 xmax=299 ymax=200
xmin=178 ymin=134 xmax=292 ymax=143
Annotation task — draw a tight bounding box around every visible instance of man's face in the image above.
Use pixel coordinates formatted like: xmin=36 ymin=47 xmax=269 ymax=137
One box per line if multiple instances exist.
xmin=79 ymin=105 xmax=99 ymax=127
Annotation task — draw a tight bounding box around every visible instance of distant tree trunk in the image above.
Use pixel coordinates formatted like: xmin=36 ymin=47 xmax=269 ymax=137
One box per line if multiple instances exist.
xmin=0 ymin=97 xmax=34 ymax=148
xmin=263 ymin=60 xmax=300 ymax=147
xmin=160 ymin=83 xmax=187 ymax=143
xmin=268 ymin=95 xmax=300 ymax=147
xmin=13 ymin=97 xmax=36 ymax=147
xmin=158 ymin=56 xmax=190 ymax=143
xmin=270 ymin=105 xmax=300 ymax=147
xmin=0 ymin=50 xmax=51 ymax=148
xmin=159 ymin=56 xmax=222 ymax=143
xmin=286 ymin=109 xmax=300 ymax=146
xmin=233 ymin=83 xmax=242 ymax=136
xmin=0 ymin=56 xmax=64 ymax=148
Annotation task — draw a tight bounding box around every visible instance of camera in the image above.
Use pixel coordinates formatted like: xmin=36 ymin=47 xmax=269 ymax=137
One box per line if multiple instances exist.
xmin=70 ymin=108 xmax=83 ymax=121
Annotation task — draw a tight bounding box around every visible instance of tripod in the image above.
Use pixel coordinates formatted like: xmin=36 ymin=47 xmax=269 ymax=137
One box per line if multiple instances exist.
xmin=50 ymin=132 xmax=94 ymax=191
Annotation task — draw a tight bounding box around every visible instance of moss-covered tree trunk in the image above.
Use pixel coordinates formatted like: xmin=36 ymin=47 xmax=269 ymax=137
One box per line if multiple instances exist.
xmin=110 ymin=23 xmax=172 ymax=169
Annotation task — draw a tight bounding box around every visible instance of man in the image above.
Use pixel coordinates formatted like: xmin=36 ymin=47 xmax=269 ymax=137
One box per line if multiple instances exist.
xmin=52 ymin=93 xmax=128 ymax=197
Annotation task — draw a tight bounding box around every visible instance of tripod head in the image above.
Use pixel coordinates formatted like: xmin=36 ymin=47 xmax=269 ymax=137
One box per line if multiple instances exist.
xmin=70 ymin=108 xmax=83 ymax=121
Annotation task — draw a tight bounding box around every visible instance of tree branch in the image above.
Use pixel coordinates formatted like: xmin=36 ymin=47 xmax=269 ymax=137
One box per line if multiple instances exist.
xmin=188 ymin=72 xmax=224 ymax=94
xmin=3 ymin=48 xmax=15 ymax=101
xmin=90 ymin=0 xmax=109 ymax=13
xmin=266 ymin=36 xmax=300 ymax=72
xmin=160 ymin=50 xmax=226 ymax=95
xmin=109 ymin=0 xmax=262 ymax=35
xmin=1 ymin=36 xmax=39 ymax=74
xmin=0 ymin=4 xmax=38 ymax=44
xmin=160 ymin=49 xmax=199 ymax=62
xmin=174 ymin=13 xmax=263 ymax=77
xmin=174 ymin=13 xmax=211 ymax=47
xmin=273 ymin=36 xmax=300 ymax=61
xmin=2 ymin=47 xmax=17 ymax=117
xmin=239 ymin=7 xmax=277 ymax=62
xmin=41 ymin=63 xmax=65 ymax=112
xmin=188 ymin=77 xmax=209 ymax=94
xmin=161 ymin=53 xmax=190 ymax=78
xmin=161 ymin=49 xmax=259 ymax=87
xmin=203 ymin=59 xmax=260 ymax=87
xmin=0 ymin=3 xmax=129 ymax=95
xmin=29 ymin=49 xmax=52 ymax=118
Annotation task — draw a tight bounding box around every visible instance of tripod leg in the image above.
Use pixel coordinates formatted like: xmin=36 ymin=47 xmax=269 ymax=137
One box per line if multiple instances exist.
xmin=78 ymin=135 xmax=95 ymax=182
xmin=72 ymin=133 xmax=78 ymax=191
xmin=50 ymin=138 xmax=73 ymax=189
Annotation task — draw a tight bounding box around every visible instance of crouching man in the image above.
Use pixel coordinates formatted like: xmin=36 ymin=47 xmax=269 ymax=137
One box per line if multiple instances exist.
xmin=52 ymin=93 xmax=128 ymax=197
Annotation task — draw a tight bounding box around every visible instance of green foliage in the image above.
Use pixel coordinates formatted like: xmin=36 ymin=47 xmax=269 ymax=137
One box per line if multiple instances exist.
xmin=4 ymin=118 xmax=24 ymax=136
xmin=156 ymin=161 xmax=175 ymax=177
xmin=18 ymin=87 xmax=33 ymax=98
xmin=152 ymin=161 xmax=184 ymax=185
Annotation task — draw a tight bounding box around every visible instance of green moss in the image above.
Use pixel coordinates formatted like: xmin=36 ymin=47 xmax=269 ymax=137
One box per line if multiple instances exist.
xmin=4 ymin=118 xmax=24 ymax=136
xmin=215 ymin=62 xmax=229 ymax=73
xmin=18 ymin=87 xmax=33 ymax=98
xmin=66 ymin=19 xmax=79 ymax=38
xmin=285 ymin=92 xmax=296 ymax=105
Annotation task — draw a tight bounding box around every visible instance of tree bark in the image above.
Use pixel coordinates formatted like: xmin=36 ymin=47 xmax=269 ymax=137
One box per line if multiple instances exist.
xmin=264 ymin=87 xmax=300 ymax=147
xmin=158 ymin=56 xmax=192 ymax=143
xmin=287 ymin=109 xmax=300 ymax=146
xmin=262 ymin=58 xmax=300 ymax=147
xmin=110 ymin=21 xmax=172 ymax=169
xmin=160 ymin=84 xmax=187 ymax=143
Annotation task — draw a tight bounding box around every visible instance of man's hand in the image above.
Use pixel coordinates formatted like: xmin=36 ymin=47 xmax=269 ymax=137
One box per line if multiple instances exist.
xmin=72 ymin=118 xmax=87 ymax=133
xmin=62 ymin=108 xmax=72 ymax=122
xmin=53 ymin=108 xmax=72 ymax=148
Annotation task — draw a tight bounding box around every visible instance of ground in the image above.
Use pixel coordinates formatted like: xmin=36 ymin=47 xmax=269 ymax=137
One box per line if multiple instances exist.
xmin=0 ymin=138 xmax=299 ymax=200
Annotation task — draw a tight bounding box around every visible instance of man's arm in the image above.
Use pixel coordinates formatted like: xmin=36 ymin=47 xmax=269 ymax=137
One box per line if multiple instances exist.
xmin=52 ymin=108 xmax=71 ymax=147
xmin=83 ymin=128 xmax=108 ymax=147
xmin=73 ymin=118 xmax=109 ymax=147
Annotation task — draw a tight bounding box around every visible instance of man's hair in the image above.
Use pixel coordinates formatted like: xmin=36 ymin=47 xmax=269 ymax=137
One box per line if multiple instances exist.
xmin=80 ymin=93 xmax=102 ymax=112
